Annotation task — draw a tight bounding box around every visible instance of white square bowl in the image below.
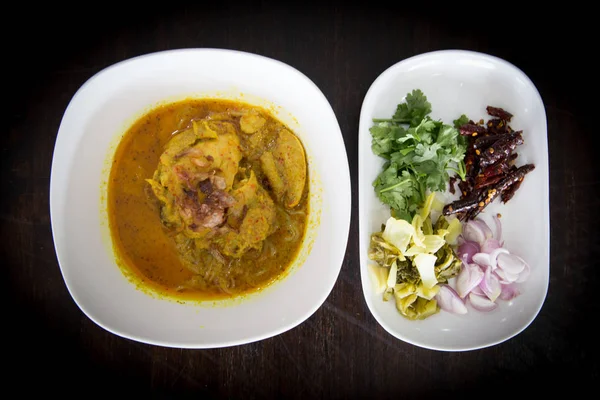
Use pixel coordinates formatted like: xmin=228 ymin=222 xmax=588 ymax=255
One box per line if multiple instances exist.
xmin=358 ymin=50 xmax=549 ymax=351
xmin=50 ymin=49 xmax=351 ymax=348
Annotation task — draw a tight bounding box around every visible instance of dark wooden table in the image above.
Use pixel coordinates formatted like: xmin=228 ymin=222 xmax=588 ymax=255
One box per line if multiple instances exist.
xmin=5 ymin=4 xmax=598 ymax=398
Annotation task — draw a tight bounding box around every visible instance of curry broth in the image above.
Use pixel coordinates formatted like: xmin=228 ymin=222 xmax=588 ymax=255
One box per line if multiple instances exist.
xmin=108 ymin=99 xmax=308 ymax=300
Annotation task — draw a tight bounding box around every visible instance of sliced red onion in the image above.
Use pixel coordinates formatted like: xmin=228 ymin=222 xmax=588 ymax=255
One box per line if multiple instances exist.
xmin=515 ymin=260 xmax=531 ymax=283
xmin=435 ymin=285 xmax=468 ymax=315
xmin=458 ymin=241 xmax=480 ymax=264
xmin=472 ymin=252 xmax=491 ymax=267
xmin=479 ymin=266 xmax=501 ymax=302
xmin=489 ymin=247 xmax=510 ymax=270
xmin=470 ymin=284 xmax=485 ymax=296
xmin=494 ymin=268 xmax=519 ymax=284
xmin=471 ymin=219 xmax=493 ymax=241
xmin=492 ymin=214 xmax=503 ymax=243
xmin=456 ymin=263 xmax=484 ymax=298
xmin=499 ymin=283 xmax=521 ymax=301
xmin=468 ymin=293 xmax=498 ymax=312
xmin=481 ymin=238 xmax=501 ymax=254
xmin=462 ymin=221 xmax=487 ymax=245
xmin=497 ymin=252 xmax=526 ymax=275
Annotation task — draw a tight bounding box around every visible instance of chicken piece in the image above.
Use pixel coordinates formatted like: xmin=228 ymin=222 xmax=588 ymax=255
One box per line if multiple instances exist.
xmin=217 ymin=171 xmax=277 ymax=258
xmin=146 ymin=114 xmax=287 ymax=260
xmin=156 ymin=121 xmax=241 ymax=192
xmin=260 ymin=128 xmax=307 ymax=208
xmin=191 ymin=120 xmax=218 ymax=139
xmin=240 ymin=109 xmax=266 ymax=134
xmin=177 ymin=188 xmax=235 ymax=230
xmin=259 ymin=151 xmax=285 ymax=200
xmin=146 ymin=120 xmax=242 ymax=232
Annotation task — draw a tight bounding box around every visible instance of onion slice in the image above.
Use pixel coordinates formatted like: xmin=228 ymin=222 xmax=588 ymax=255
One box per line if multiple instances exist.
xmin=470 ymin=284 xmax=485 ymax=296
xmin=499 ymin=283 xmax=521 ymax=301
xmin=479 ymin=266 xmax=501 ymax=302
xmin=469 ymin=293 xmax=498 ymax=312
xmin=496 ymin=253 xmax=526 ymax=275
xmin=435 ymin=285 xmax=468 ymax=315
xmin=472 ymin=252 xmax=491 ymax=267
xmin=489 ymin=247 xmax=510 ymax=270
xmin=481 ymin=238 xmax=501 ymax=254
xmin=494 ymin=268 xmax=518 ymax=284
xmin=472 ymin=220 xmax=493 ymax=241
xmin=492 ymin=214 xmax=503 ymax=243
xmin=456 ymin=263 xmax=484 ymax=298
xmin=515 ymin=261 xmax=531 ymax=283
xmin=462 ymin=221 xmax=486 ymax=246
xmin=458 ymin=241 xmax=480 ymax=264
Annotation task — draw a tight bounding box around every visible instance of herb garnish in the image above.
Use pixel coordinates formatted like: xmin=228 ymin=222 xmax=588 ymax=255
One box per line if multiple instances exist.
xmin=370 ymin=89 xmax=467 ymax=221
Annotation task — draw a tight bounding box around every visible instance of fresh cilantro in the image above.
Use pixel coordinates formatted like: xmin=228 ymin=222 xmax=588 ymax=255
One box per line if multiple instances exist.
xmin=453 ymin=114 xmax=469 ymax=129
xmin=369 ymin=90 xmax=467 ymax=221
xmin=369 ymin=123 xmax=407 ymax=158
xmin=393 ymin=89 xmax=432 ymax=126
xmin=372 ymin=89 xmax=432 ymax=127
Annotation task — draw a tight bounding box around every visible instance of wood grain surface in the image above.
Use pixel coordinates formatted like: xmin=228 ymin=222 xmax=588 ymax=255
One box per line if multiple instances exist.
xmin=4 ymin=3 xmax=598 ymax=398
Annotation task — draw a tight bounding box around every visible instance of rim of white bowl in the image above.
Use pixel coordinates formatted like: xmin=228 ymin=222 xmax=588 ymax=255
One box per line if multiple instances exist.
xmin=50 ymin=48 xmax=352 ymax=348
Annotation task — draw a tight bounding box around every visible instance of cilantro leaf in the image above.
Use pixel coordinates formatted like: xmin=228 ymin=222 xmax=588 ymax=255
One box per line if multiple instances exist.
xmin=410 ymin=118 xmax=437 ymax=143
xmin=373 ymin=165 xmax=411 ymax=216
xmin=393 ymin=89 xmax=432 ymax=126
xmin=369 ymin=123 xmax=394 ymax=157
xmin=389 ymin=148 xmax=415 ymax=168
xmin=435 ymin=123 xmax=459 ymax=148
xmin=373 ymin=167 xmax=425 ymax=222
xmin=453 ymin=114 xmax=469 ymax=128
xmin=412 ymin=143 xmax=442 ymax=163
xmin=370 ymin=123 xmax=407 ymax=158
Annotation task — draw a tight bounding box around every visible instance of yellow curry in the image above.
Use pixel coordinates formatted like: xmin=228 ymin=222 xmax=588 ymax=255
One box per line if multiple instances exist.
xmin=108 ymin=99 xmax=308 ymax=300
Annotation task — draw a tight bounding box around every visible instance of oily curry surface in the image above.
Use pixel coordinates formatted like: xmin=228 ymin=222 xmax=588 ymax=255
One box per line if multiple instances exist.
xmin=108 ymin=99 xmax=308 ymax=300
